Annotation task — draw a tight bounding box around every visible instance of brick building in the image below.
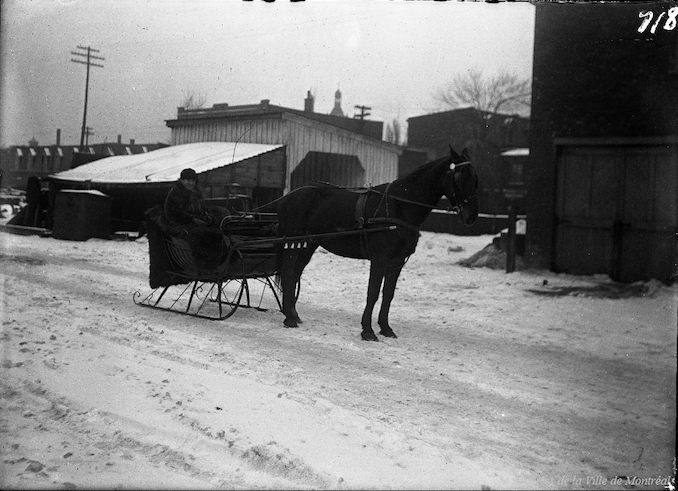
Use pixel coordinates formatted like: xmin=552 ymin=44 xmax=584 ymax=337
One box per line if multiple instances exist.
xmin=407 ymin=107 xmax=530 ymax=215
xmin=528 ymin=2 xmax=677 ymax=282
xmin=0 ymin=135 xmax=167 ymax=190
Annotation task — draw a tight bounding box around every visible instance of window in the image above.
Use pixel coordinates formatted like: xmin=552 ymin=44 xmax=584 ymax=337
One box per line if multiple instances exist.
xmin=55 ymin=148 xmax=63 ymax=171
xmin=44 ymin=149 xmax=52 ymax=172
xmin=16 ymin=148 xmax=25 ymax=170
xmin=29 ymin=148 xmax=37 ymax=170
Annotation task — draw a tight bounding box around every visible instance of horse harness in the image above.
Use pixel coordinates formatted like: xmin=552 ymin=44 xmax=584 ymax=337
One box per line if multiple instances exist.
xmin=353 ymin=161 xmax=474 ymax=259
xmin=353 ymin=183 xmax=420 ymax=260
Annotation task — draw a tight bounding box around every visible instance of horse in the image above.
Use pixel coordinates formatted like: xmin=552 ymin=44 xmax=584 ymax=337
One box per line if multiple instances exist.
xmin=276 ymin=146 xmax=478 ymax=341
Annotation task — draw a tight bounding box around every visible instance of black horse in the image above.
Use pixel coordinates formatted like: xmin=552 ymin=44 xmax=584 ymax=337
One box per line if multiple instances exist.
xmin=276 ymin=146 xmax=478 ymax=341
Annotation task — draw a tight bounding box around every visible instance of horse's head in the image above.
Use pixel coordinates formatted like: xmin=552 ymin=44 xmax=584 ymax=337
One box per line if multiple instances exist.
xmin=443 ymin=146 xmax=479 ymax=225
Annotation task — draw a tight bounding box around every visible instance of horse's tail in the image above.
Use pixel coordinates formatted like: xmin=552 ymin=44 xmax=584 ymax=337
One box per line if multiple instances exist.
xmin=274 ymin=225 xmax=302 ymax=297
xmin=274 ymin=244 xmax=301 ymax=301
xmin=273 ymin=188 xmax=311 ymax=298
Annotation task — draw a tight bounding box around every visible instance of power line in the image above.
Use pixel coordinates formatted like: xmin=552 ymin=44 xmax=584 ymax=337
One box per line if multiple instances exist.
xmin=353 ymin=105 xmax=371 ymax=121
xmin=71 ymin=45 xmax=104 ymax=150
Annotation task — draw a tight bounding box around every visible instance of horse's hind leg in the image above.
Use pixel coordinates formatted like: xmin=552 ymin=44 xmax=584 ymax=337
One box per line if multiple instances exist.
xmin=280 ymin=249 xmax=300 ymax=327
xmin=289 ymin=245 xmax=317 ymax=325
xmin=377 ymin=263 xmax=405 ymax=338
xmin=361 ymin=260 xmax=386 ymax=341
xmin=280 ymin=246 xmax=316 ymax=328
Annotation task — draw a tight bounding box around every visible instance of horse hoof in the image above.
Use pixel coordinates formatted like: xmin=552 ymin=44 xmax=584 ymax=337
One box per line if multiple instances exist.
xmin=380 ymin=330 xmax=398 ymax=338
xmin=283 ymin=319 xmax=298 ymax=328
xmin=361 ymin=332 xmax=379 ymax=342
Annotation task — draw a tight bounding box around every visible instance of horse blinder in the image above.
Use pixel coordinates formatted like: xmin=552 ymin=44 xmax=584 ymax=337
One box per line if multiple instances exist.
xmin=446 ymin=161 xmax=471 ymax=214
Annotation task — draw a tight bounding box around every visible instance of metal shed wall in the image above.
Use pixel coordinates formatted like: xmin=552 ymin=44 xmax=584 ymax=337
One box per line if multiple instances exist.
xmin=170 ymin=113 xmax=400 ymax=191
xmin=291 ymin=152 xmax=365 ymax=189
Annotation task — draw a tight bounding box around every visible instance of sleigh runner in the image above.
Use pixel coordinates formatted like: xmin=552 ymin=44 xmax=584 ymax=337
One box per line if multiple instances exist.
xmin=133 ymin=208 xmax=396 ymax=320
xmin=135 ymin=147 xmax=478 ymax=339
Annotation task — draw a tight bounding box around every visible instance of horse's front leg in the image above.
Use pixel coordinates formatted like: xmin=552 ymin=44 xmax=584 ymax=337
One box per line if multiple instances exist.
xmin=361 ymin=261 xmax=386 ymax=341
xmin=378 ymin=263 xmax=405 ymax=338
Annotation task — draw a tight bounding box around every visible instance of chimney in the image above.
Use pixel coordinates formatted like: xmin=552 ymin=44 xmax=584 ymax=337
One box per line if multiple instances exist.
xmin=117 ymin=134 xmax=122 ymax=144
xmin=304 ymin=90 xmax=314 ymax=113
xmin=130 ymin=139 xmax=135 ymax=145
xmin=260 ymin=99 xmax=270 ymax=108
xmin=56 ymin=128 xmax=61 ymax=146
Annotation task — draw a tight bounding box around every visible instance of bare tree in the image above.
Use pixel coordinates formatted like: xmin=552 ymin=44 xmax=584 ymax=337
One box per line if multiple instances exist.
xmin=385 ymin=118 xmax=405 ymax=146
xmin=432 ymin=70 xmax=531 ymax=213
xmin=180 ymin=89 xmax=207 ymax=110
xmin=434 ymin=69 xmax=531 ymax=115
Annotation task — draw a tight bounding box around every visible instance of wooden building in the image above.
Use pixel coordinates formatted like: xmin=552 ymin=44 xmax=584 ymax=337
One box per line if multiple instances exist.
xmin=165 ymin=99 xmax=402 ymax=194
xmin=529 ymin=3 xmax=678 ymax=282
xmin=48 ymin=142 xmax=285 ymax=232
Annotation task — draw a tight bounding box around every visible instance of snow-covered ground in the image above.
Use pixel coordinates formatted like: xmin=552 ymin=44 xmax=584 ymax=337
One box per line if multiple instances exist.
xmin=1 ymin=227 xmax=675 ymax=490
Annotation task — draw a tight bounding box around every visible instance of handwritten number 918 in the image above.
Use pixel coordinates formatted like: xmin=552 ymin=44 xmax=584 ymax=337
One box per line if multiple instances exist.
xmin=638 ymin=7 xmax=678 ymax=33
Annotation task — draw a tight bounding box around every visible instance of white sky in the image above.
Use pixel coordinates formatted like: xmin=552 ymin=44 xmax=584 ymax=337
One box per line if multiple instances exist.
xmin=0 ymin=0 xmax=535 ymax=147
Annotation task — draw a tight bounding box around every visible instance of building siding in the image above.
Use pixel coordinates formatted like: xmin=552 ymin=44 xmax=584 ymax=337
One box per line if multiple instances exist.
xmin=170 ymin=112 xmax=399 ymax=191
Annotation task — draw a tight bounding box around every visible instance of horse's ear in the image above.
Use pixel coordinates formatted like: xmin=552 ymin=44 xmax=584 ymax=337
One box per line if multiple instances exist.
xmin=461 ymin=148 xmax=470 ymax=161
xmin=449 ymin=145 xmax=460 ymax=159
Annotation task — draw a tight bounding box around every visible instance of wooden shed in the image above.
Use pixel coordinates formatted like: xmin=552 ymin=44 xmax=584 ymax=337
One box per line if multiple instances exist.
xmin=166 ymin=100 xmax=402 ymax=192
xmin=52 ymin=189 xmax=111 ymax=241
xmin=48 ymin=142 xmax=286 ymax=232
xmin=529 ymin=3 xmax=678 ymax=282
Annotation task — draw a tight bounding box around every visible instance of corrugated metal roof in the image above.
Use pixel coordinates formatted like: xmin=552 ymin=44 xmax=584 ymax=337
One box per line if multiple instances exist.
xmin=49 ymin=142 xmax=284 ymax=184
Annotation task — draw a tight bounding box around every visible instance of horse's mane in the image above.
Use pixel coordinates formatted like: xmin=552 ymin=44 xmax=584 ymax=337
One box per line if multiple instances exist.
xmin=392 ymin=154 xmax=451 ymax=186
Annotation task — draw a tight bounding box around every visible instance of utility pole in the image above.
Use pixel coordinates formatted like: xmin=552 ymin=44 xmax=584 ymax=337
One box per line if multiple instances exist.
xmin=353 ymin=105 xmax=371 ymax=121
xmin=71 ymin=46 xmax=104 ymax=150
xmin=84 ymin=126 xmax=94 ymax=147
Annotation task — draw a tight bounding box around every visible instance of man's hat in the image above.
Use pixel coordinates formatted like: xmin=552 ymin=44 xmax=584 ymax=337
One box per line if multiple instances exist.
xmin=180 ymin=168 xmax=198 ymax=180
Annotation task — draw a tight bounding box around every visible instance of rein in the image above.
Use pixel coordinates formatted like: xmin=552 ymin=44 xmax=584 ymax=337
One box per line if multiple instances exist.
xmin=248 ymin=160 xmax=476 ymax=216
xmin=369 ymin=188 xmax=461 ymax=213
xmin=368 ymin=161 xmax=476 ymax=215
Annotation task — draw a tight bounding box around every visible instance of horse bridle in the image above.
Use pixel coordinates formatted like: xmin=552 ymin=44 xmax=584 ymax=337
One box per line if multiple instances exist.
xmin=370 ymin=159 xmax=476 ymax=217
xmin=446 ymin=161 xmax=476 ymax=214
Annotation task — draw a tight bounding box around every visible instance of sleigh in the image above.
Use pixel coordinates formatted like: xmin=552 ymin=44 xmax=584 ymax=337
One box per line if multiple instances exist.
xmin=133 ymin=207 xmax=396 ymax=320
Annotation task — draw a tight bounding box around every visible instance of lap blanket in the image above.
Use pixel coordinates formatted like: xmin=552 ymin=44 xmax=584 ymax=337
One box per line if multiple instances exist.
xmin=144 ymin=205 xmax=226 ymax=288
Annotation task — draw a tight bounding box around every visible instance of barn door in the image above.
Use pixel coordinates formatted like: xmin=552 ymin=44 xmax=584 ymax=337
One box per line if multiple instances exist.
xmin=615 ymin=148 xmax=677 ymax=282
xmin=555 ymin=145 xmax=677 ymax=282
xmin=554 ymin=148 xmax=620 ymax=276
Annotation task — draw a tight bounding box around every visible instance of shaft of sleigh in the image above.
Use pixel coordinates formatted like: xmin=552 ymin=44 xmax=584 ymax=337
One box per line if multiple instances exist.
xmin=230 ymin=225 xmax=397 ymax=250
